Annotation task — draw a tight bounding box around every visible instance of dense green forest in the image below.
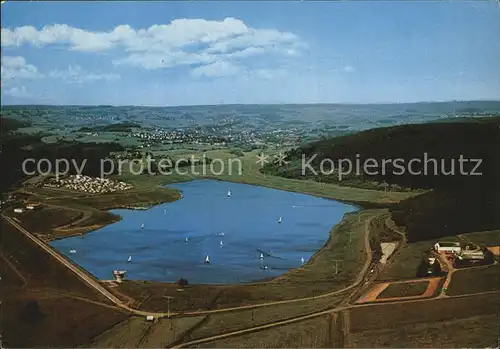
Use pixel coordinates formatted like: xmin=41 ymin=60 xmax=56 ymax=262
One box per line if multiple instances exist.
xmin=263 ymin=117 xmax=500 ymax=241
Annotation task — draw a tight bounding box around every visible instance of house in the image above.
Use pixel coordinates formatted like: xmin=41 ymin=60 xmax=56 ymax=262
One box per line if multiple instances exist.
xmin=434 ymin=241 xmax=461 ymax=254
xmin=25 ymin=202 xmax=41 ymax=210
xmin=112 ymin=270 xmax=127 ymax=283
xmin=458 ymin=244 xmax=485 ymax=260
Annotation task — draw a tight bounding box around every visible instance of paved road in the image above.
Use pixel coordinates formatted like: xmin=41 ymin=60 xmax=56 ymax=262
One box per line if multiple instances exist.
xmin=2 ymin=210 xmax=378 ymax=319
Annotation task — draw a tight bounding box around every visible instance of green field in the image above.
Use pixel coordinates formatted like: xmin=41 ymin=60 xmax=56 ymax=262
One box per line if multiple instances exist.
xmin=460 ymin=230 xmax=500 ymax=247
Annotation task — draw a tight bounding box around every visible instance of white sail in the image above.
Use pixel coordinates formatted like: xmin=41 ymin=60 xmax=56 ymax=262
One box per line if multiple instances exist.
xmin=127 ymin=255 xmax=132 ymax=262
xmin=260 ymin=253 xmax=264 ymax=259
xmin=218 ymin=232 xmax=225 ymax=236
xmin=227 ymin=190 xmax=231 ymax=197
xmin=301 ymin=257 xmax=305 ymax=264
xmin=220 ymin=241 xmax=224 ymax=247
xmin=141 ymin=223 xmax=145 ymax=229
xmin=205 ymin=254 xmax=210 ymax=263
xmin=185 ymin=237 xmax=189 ymax=242
xmin=69 ymin=249 xmax=76 ymax=254
xmin=278 ymin=216 xmax=282 ymax=223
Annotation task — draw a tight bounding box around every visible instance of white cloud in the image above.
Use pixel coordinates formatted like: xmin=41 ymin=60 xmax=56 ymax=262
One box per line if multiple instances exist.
xmin=48 ymin=65 xmax=121 ymax=84
xmin=343 ymin=65 xmax=356 ymax=73
xmin=1 ymin=56 xmax=44 ymax=83
xmin=1 ymin=56 xmax=120 ymax=90
xmin=3 ymin=85 xmax=31 ymax=98
xmin=190 ymin=61 xmax=286 ymax=81
xmin=191 ymin=61 xmax=240 ymax=78
xmin=1 ymin=18 xmax=305 ymax=72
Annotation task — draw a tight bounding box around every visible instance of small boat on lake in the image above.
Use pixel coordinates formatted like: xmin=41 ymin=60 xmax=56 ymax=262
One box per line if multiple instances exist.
xmin=185 ymin=237 xmax=189 ymax=242
xmin=259 ymin=253 xmax=264 ymax=259
xmin=205 ymin=254 xmax=210 ymax=264
xmin=69 ymin=249 xmax=76 ymax=254
xmin=140 ymin=223 xmax=145 ymax=229
xmin=227 ymin=190 xmax=231 ymax=197
xmin=220 ymin=241 xmax=224 ymax=247
xmin=278 ymin=216 xmax=282 ymax=224
xmin=127 ymin=255 xmax=132 ymax=262
xmin=301 ymin=257 xmax=305 ymax=264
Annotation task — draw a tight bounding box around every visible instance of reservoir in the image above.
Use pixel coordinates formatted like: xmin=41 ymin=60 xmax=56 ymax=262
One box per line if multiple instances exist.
xmin=50 ymin=179 xmax=358 ymax=284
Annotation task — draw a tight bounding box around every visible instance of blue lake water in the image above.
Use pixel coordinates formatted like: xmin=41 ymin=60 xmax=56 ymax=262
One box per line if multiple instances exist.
xmin=50 ymin=179 xmax=358 ymax=284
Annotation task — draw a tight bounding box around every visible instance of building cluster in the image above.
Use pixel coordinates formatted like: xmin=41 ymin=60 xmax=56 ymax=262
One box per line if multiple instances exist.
xmin=131 ymin=128 xmax=227 ymax=146
xmin=44 ymin=175 xmax=133 ymax=193
xmin=127 ymin=123 xmax=304 ymax=149
xmin=434 ymin=241 xmax=486 ymax=261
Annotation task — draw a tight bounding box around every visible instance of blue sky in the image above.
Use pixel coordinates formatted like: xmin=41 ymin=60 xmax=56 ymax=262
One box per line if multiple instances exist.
xmin=1 ymin=1 xmax=499 ymax=106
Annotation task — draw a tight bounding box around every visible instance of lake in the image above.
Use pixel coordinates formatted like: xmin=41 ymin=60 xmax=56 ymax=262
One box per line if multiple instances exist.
xmin=50 ymin=179 xmax=358 ymax=284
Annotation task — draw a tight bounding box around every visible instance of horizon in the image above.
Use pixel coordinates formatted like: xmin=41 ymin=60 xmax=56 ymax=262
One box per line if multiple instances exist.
xmin=2 ymin=1 xmax=500 ymax=105
xmin=3 ymin=99 xmax=500 ymax=109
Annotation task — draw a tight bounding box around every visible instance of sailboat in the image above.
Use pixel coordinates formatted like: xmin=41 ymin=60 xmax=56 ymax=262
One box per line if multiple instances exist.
xmin=220 ymin=241 xmax=224 ymax=247
xmin=127 ymin=255 xmax=132 ymax=262
xmin=164 ymin=209 xmax=167 ymax=214
xmin=261 ymin=264 xmax=269 ymax=270
xmin=69 ymin=249 xmax=76 ymax=254
xmin=301 ymin=257 xmax=305 ymax=264
xmin=140 ymin=223 xmax=145 ymax=229
xmin=185 ymin=237 xmax=189 ymax=242
xmin=227 ymin=190 xmax=231 ymax=197
xmin=205 ymin=254 xmax=210 ymax=264
xmin=278 ymin=216 xmax=282 ymax=224
xmin=259 ymin=253 xmax=264 ymax=259
xmin=218 ymin=232 xmax=225 ymax=236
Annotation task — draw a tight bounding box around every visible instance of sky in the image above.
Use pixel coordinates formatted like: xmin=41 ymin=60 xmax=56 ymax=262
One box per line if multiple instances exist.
xmin=1 ymin=1 xmax=499 ymax=106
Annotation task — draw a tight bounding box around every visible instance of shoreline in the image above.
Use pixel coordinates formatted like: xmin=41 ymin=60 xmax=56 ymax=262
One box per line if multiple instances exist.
xmin=12 ymin=177 xmax=402 ymax=290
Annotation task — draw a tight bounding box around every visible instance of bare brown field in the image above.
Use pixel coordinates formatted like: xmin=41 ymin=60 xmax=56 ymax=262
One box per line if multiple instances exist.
xmin=89 ymin=317 xmax=152 ymax=348
xmin=1 ymin=219 xmax=107 ymax=300
xmin=194 ymin=314 xmax=332 ymax=348
xmin=0 ymin=255 xmax=26 ymax=291
xmin=139 ymin=317 xmax=206 ymax=348
xmin=447 ymin=264 xmax=500 ymax=296
xmin=116 ymin=282 xmax=223 ymax=313
xmin=183 ymin=294 xmax=344 ymax=342
xmin=349 ymin=292 xmax=500 ymax=332
xmin=350 ymin=313 xmax=499 ymax=348
xmin=89 ymin=316 xmax=205 ymax=348
xmin=377 ymin=281 xmax=429 ymax=299
xmin=2 ymin=296 xmax=127 ymax=348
